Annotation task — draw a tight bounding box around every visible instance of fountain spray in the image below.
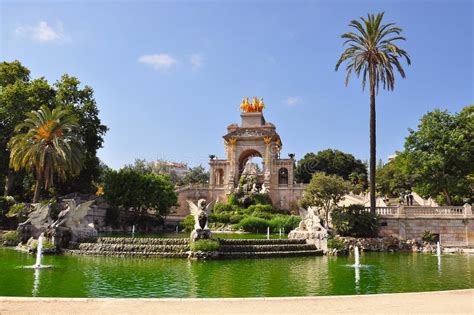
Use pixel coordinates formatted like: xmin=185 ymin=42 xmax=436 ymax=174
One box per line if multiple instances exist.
xmin=35 ymin=234 xmax=44 ymax=269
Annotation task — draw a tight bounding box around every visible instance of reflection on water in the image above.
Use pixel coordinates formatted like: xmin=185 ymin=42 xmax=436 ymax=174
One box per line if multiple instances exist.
xmin=0 ymin=248 xmax=472 ymax=298
xmin=32 ymin=268 xmax=40 ymax=297
xmin=355 ymin=266 xmax=360 ymax=293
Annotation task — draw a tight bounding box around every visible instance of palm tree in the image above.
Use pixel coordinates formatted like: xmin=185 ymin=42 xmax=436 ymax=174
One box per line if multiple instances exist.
xmin=335 ymin=12 xmax=410 ymax=215
xmin=8 ymin=105 xmax=83 ymax=202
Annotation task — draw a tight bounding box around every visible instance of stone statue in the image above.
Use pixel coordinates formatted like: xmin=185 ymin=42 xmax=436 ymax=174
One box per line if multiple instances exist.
xmin=187 ymin=199 xmax=214 ymax=241
xmin=19 ymin=203 xmax=51 ymax=228
xmin=260 ymin=183 xmax=269 ymax=194
xmin=296 ymin=206 xmax=325 ymax=232
xmin=51 ymin=199 xmax=95 ymax=229
xmin=251 ymin=183 xmax=259 ymax=194
xmin=17 ymin=203 xmax=52 ymax=243
xmin=49 ymin=199 xmax=97 ymax=247
xmin=288 ymin=206 xmax=328 ymax=252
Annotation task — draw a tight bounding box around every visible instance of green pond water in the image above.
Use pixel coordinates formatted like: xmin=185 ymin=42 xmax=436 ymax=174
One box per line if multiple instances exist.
xmin=0 ymin=247 xmax=473 ymax=298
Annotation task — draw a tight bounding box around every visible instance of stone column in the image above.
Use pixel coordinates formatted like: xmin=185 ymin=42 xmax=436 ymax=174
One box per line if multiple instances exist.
xmin=464 ymin=203 xmax=472 ymax=217
xmin=263 ymin=136 xmax=272 ymax=186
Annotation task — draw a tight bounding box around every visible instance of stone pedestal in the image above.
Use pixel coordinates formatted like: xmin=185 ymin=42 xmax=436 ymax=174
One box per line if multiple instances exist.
xmin=288 ymin=230 xmax=328 ymax=252
xmin=190 ymin=229 xmax=212 ymax=242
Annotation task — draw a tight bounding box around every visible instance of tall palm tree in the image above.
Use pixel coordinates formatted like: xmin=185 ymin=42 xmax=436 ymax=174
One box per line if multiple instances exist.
xmin=335 ymin=12 xmax=410 ymax=214
xmin=8 ymin=105 xmax=83 ymax=202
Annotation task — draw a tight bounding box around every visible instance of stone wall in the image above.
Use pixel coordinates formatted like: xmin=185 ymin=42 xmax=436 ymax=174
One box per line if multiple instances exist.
xmin=378 ymin=216 xmax=473 ymax=247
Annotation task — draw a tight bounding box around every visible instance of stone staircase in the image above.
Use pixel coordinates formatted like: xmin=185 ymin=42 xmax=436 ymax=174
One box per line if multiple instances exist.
xmin=67 ymin=237 xmax=323 ymax=259
xmin=217 ymin=239 xmax=323 ymax=258
xmin=69 ymin=237 xmax=190 ymax=258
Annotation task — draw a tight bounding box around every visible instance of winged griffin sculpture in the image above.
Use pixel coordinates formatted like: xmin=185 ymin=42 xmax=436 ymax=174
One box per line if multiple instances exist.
xmin=19 ymin=203 xmax=51 ymax=228
xmin=187 ymin=199 xmax=214 ymax=241
xmin=296 ymin=206 xmax=326 ymax=233
xmin=51 ymin=199 xmax=95 ymax=229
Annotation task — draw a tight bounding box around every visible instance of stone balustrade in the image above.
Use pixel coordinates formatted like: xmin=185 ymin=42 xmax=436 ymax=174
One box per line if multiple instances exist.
xmin=367 ymin=204 xmax=472 ymax=218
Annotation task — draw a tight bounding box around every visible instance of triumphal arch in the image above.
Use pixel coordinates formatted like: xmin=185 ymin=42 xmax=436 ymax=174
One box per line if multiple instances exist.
xmin=206 ymin=97 xmax=303 ymax=210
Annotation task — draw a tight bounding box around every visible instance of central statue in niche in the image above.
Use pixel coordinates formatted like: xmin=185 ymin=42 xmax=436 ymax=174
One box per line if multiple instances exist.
xmin=206 ymin=96 xmax=303 ymax=211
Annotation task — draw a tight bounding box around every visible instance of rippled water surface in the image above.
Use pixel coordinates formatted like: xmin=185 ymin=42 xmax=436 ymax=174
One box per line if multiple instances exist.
xmin=0 ymin=248 xmax=472 ymax=298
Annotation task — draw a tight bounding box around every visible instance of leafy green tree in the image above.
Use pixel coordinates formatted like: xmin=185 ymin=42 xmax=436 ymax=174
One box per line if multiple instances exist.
xmin=8 ymin=106 xmax=83 ymax=202
xmin=376 ymin=154 xmax=414 ymax=197
xmin=103 ymin=168 xmax=178 ymax=225
xmin=336 ymin=12 xmax=411 ymax=214
xmin=403 ymin=106 xmax=474 ymax=205
xmin=1 ymin=61 xmax=107 ymax=198
xmin=295 ymin=149 xmax=367 ymax=189
xmin=181 ymin=165 xmax=209 ymax=185
xmin=299 ymin=172 xmax=351 ymax=228
xmin=54 ymin=75 xmax=108 ymax=194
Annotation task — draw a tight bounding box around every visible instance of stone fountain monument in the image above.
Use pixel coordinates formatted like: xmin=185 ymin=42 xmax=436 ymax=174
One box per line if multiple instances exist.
xmin=288 ymin=206 xmax=328 ymax=252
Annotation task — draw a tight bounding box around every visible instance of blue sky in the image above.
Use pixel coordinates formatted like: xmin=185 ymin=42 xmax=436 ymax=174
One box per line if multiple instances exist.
xmin=1 ymin=0 xmax=473 ymax=169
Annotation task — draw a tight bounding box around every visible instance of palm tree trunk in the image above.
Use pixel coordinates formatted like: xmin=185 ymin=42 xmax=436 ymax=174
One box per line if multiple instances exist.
xmin=369 ymin=65 xmax=377 ymax=215
xmin=33 ymin=176 xmax=41 ymax=203
xmin=4 ymin=170 xmax=15 ymax=196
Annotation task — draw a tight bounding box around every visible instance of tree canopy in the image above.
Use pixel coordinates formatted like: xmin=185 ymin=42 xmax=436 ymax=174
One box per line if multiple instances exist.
xmin=299 ymin=172 xmax=351 ymax=228
xmin=295 ymin=149 xmax=367 ymax=190
xmin=103 ymin=168 xmax=178 ymax=225
xmin=402 ymin=106 xmax=473 ymax=205
xmin=0 ymin=60 xmax=107 ymax=200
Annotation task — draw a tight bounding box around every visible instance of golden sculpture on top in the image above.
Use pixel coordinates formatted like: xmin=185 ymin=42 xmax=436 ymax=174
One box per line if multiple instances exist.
xmin=240 ymin=96 xmax=265 ymax=112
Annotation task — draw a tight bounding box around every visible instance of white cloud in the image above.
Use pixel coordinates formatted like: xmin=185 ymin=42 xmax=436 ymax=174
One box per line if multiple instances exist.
xmin=285 ymin=96 xmax=302 ymax=106
xmin=189 ymin=53 xmax=203 ymax=70
xmin=15 ymin=21 xmax=69 ymax=43
xmin=138 ymin=54 xmax=178 ymax=71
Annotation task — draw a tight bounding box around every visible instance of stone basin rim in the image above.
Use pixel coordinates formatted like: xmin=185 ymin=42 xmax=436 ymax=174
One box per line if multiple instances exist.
xmin=0 ymin=288 xmax=472 ymax=301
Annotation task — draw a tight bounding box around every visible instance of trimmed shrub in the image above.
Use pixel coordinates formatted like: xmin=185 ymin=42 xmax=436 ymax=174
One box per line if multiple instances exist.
xmin=238 ymin=216 xmax=269 ymax=233
xmin=229 ymin=214 xmax=244 ymax=224
xmin=331 ymin=204 xmax=379 ymax=237
xmin=214 ymin=212 xmax=231 ymax=224
xmin=282 ymin=215 xmax=302 ymax=232
xmin=253 ymin=193 xmax=272 ymax=205
xmin=227 ymin=193 xmax=239 ymax=206
xmin=268 ymin=216 xmax=287 ymax=232
xmin=251 ymin=210 xmax=273 ymax=220
xmin=246 ymin=204 xmax=274 ymax=214
xmin=213 ymin=202 xmax=239 ymax=214
xmin=180 ymin=215 xmax=195 ymax=232
xmin=190 ymin=239 xmax=219 ymax=252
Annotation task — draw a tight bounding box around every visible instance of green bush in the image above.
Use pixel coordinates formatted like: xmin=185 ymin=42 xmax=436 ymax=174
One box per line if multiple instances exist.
xmin=253 ymin=193 xmax=272 ymax=205
xmin=251 ymin=210 xmax=273 ymax=220
xmin=213 ymin=202 xmax=239 ymax=214
xmin=190 ymin=239 xmax=220 ymax=252
xmin=421 ymin=230 xmax=437 ymax=243
xmin=331 ymin=204 xmax=379 ymax=237
xmin=268 ymin=216 xmax=287 ymax=231
xmin=6 ymin=203 xmax=28 ymax=219
xmin=238 ymin=216 xmax=269 ymax=233
xmin=282 ymin=215 xmax=302 ymax=232
xmin=180 ymin=215 xmax=195 ymax=232
xmin=2 ymin=230 xmax=19 ymax=245
xmin=31 ymin=238 xmax=55 ymax=250
xmin=246 ymin=204 xmax=274 ymax=214
xmin=328 ymin=236 xmax=346 ymax=250
xmin=214 ymin=212 xmax=231 ymax=224
xmin=229 ymin=214 xmax=244 ymax=224
xmin=227 ymin=193 xmax=239 ymax=206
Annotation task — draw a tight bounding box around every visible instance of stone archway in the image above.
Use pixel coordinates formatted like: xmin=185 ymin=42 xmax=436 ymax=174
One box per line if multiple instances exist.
xmin=238 ymin=149 xmax=264 ymax=177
